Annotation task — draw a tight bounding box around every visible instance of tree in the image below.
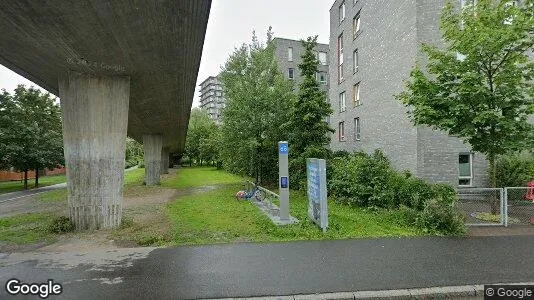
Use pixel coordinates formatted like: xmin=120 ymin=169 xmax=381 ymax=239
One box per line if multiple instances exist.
xmin=396 ymin=0 xmax=534 ymax=188
xmin=0 ymin=85 xmax=64 ymax=188
xmin=184 ymin=108 xmax=216 ymax=166
xmin=199 ymin=123 xmax=220 ymax=167
xmin=284 ymin=36 xmax=334 ymax=189
xmin=219 ymin=27 xmax=294 ymax=184
xmin=125 ymin=137 xmax=143 ymax=168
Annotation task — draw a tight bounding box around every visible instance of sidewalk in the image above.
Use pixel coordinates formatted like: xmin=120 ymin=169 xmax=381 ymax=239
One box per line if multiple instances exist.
xmin=0 ymin=166 xmax=139 ymax=204
xmin=1 ymin=235 xmax=534 ymax=299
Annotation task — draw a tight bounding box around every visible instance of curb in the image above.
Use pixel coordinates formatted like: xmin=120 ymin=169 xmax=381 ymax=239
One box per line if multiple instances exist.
xmin=211 ymin=282 xmax=534 ymax=300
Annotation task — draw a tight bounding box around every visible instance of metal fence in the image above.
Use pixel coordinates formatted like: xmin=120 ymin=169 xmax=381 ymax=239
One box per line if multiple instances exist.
xmin=504 ymin=187 xmax=534 ymax=226
xmin=457 ymin=188 xmax=504 ymax=226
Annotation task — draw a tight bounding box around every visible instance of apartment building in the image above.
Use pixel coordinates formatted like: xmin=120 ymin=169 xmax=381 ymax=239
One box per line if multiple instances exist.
xmin=328 ymin=0 xmax=491 ymax=187
xmin=199 ymin=76 xmax=225 ymax=124
xmin=272 ymin=37 xmax=330 ymax=94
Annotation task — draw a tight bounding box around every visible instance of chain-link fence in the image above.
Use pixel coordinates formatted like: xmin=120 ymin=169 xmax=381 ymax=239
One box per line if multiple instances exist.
xmin=457 ymin=188 xmax=504 ymax=226
xmin=504 ymin=187 xmax=534 ymax=226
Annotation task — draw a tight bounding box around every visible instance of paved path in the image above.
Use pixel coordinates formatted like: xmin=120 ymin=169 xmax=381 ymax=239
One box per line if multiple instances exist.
xmin=0 ymin=183 xmax=67 ymax=204
xmin=1 ymin=235 xmax=533 ymax=299
xmin=0 ymin=166 xmax=139 ymax=204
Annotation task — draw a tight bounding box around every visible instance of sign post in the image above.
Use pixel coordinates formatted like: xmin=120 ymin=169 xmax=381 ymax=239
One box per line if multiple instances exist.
xmin=307 ymin=158 xmax=328 ymax=231
xmin=278 ymin=141 xmax=289 ymax=221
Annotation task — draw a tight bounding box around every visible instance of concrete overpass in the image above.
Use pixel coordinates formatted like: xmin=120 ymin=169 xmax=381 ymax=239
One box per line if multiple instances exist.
xmin=0 ymin=0 xmax=212 ymax=229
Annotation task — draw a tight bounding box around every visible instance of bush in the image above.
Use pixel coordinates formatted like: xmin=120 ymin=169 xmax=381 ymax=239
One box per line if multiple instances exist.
xmin=138 ymin=160 xmax=145 ymax=168
xmin=416 ymin=200 xmax=466 ymax=235
xmin=328 ymin=149 xmax=464 ymax=235
xmin=495 ymin=153 xmax=534 ymax=187
xmin=48 ymin=216 xmax=75 ymax=234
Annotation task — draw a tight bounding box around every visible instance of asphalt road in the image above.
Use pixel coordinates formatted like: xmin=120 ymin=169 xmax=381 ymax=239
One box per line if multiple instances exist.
xmin=1 ymin=235 xmax=533 ymax=299
xmin=0 ymin=183 xmax=67 ymax=204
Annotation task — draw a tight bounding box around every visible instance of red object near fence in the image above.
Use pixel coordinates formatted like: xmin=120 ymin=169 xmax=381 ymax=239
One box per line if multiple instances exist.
xmin=525 ymin=181 xmax=534 ymax=201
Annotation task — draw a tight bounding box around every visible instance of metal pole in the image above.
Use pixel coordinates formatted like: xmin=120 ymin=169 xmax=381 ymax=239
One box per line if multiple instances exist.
xmin=504 ymin=188 xmax=509 ymax=227
xmin=279 ymin=141 xmax=289 ymax=221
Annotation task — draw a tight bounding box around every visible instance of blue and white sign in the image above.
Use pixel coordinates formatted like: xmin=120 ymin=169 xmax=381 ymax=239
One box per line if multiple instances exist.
xmin=280 ymin=176 xmax=288 ymax=189
xmin=307 ymin=158 xmax=328 ymax=231
xmin=279 ymin=142 xmax=288 ymax=155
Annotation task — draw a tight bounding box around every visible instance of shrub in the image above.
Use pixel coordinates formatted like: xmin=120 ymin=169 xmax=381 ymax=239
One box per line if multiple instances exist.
xmin=495 ymin=153 xmax=534 ymax=187
xmin=48 ymin=216 xmax=75 ymax=234
xmin=416 ymin=199 xmax=466 ymax=235
xmin=137 ymin=160 xmax=145 ymax=168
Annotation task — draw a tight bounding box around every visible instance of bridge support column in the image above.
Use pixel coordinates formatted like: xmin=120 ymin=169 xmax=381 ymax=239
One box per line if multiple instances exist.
xmin=59 ymin=72 xmax=130 ymax=230
xmin=161 ymin=147 xmax=170 ymax=174
xmin=143 ymin=134 xmax=162 ymax=185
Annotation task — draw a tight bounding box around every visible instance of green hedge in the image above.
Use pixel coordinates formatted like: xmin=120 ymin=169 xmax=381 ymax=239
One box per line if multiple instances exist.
xmin=495 ymin=153 xmax=534 ymax=187
xmin=328 ymin=150 xmax=464 ymax=235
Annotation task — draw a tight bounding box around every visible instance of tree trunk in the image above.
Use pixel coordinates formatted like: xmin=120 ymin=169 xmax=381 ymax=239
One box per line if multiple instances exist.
xmin=24 ymin=169 xmax=28 ymax=190
xmin=35 ymin=164 xmax=39 ymax=188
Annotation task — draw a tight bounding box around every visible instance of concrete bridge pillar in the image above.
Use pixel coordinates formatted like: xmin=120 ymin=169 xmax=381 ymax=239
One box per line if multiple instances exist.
xmin=143 ymin=134 xmax=162 ymax=185
xmin=59 ymin=72 xmax=130 ymax=230
xmin=161 ymin=147 xmax=170 ymax=174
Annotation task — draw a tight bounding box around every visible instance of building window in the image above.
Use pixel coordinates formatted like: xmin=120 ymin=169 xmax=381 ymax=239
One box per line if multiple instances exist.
xmin=459 ymin=153 xmax=473 ymax=186
xmin=317 ymin=72 xmax=327 ymax=84
xmin=318 ymin=51 xmax=327 ymax=65
xmin=339 ymin=122 xmax=345 ymax=141
xmin=339 ymin=1 xmax=345 ymax=24
xmin=354 ymin=117 xmax=361 ymax=141
xmin=288 ymin=68 xmax=294 ymax=79
xmin=338 ymin=33 xmax=344 ymax=83
xmin=353 ymin=49 xmax=359 ymax=73
xmin=353 ymin=12 xmax=361 ymax=39
xmin=288 ymin=47 xmax=293 ymax=62
xmin=353 ymin=82 xmax=361 ymax=106
xmin=339 ymin=92 xmax=346 ymax=112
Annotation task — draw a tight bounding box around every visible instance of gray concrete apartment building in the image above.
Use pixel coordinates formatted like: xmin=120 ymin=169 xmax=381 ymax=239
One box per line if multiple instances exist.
xmin=272 ymin=37 xmax=330 ymax=94
xmin=199 ymin=38 xmax=330 ymax=124
xmin=199 ymin=76 xmax=225 ymax=124
xmin=328 ymin=0 xmax=491 ymax=188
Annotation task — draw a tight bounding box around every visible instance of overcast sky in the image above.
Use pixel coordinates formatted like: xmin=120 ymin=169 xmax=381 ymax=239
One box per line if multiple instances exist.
xmin=0 ymin=0 xmax=333 ymax=107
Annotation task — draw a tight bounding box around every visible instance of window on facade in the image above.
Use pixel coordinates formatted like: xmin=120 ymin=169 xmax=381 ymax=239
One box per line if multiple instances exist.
xmin=317 ymin=72 xmax=327 ymax=84
xmin=288 ymin=68 xmax=294 ymax=79
xmin=353 ymin=82 xmax=361 ymax=106
xmin=339 ymin=1 xmax=345 ymax=23
xmin=353 ymin=49 xmax=359 ymax=73
xmin=459 ymin=153 xmax=473 ymax=186
xmin=339 ymin=122 xmax=345 ymax=141
xmin=354 ymin=117 xmax=361 ymax=141
xmin=288 ymin=47 xmax=293 ymax=62
xmin=339 ymin=92 xmax=346 ymax=112
xmin=353 ymin=12 xmax=361 ymax=39
xmin=318 ymin=51 xmax=327 ymax=65
xmin=338 ymin=34 xmax=344 ymax=83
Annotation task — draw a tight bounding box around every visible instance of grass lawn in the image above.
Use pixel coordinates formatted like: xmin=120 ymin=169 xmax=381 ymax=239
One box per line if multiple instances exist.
xmin=0 ymin=213 xmax=56 ymax=244
xmin=166 ymin=184 xmax=423 ymax=245
xmin=161 ymin=166 xmax=244 ymax=189
xmin=0 ymin=174 xmax=66 ymax=195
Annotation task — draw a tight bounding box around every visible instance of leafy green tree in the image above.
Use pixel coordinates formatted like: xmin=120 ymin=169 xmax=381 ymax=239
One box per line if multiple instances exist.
xmin=199 ymin=123 xmax=220 ymax=167
xmin=284 ymin=36 xmax=334 ymax=189
xmin=125 ymin=137 xmax=143 ymax=168
xmin=184 ymin=108 xmax=217 ymax=166
xmin=219 ymin=28 xmax=294 ymax=184
xmin=0 ymin=85 xmax=64 ymax=188
xmin=396 ymin=0 xmax=534 ymax=187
